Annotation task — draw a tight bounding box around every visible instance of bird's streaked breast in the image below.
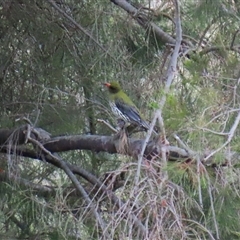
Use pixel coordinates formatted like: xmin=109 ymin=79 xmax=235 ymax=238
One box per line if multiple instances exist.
xmin=109 ymin=102 xmax=130 ymax=122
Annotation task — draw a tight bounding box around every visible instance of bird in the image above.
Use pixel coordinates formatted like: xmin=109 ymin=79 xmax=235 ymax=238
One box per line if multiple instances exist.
xmin=103 ymin=81 xmax=152 ymax=132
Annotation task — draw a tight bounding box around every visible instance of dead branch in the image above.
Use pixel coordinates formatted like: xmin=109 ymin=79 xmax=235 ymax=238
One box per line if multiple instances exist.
xmin=110 ymin=0 xmax=176 ymax=45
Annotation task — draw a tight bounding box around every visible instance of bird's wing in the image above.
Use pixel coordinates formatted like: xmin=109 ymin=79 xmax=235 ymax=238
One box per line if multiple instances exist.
xmin=115 ymin=98 xmax=143 ymax=124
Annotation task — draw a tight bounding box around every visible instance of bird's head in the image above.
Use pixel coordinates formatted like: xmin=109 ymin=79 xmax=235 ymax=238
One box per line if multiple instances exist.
xmin=103 ymin=81 xmax=121 ymax=94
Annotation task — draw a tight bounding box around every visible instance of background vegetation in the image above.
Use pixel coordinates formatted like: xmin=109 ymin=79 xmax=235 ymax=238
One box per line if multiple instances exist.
xmin=1 ymin=0 xmax=240 ymax=239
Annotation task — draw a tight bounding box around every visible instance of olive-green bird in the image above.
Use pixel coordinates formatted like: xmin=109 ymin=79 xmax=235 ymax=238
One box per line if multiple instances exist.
xmin=104 ymin=81 xmax=150 ymax=131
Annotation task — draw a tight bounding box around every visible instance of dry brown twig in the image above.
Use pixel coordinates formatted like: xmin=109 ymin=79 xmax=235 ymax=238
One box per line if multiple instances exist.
xmin=97 ymin=119 xmax=118 ymax=133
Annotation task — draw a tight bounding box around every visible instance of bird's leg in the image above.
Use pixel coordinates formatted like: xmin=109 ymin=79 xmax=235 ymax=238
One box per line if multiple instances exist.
xmin=116 ymin=118 xmax=131 ymax=137
xmin=114 ymin=119 xmax=129 ymax=154
xmin=116 ymin=118 xmax=126 ymax=131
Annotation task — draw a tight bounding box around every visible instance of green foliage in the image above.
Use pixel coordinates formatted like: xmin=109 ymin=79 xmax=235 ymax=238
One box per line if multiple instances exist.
xmin=1 ymin=0 xmax=240 ymax=239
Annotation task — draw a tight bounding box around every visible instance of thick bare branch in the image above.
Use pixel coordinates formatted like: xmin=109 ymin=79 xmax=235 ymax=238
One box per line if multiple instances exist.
xmin=5 ymin=124 xmax=234 ymax=165
xmin=110 ymin=0 xmax=176 ymax=45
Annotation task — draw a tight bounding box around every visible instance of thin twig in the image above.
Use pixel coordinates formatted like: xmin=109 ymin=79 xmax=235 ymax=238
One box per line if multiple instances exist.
xmin=173 ymin=133 xmax=194 ymax=155
xmin=182 ymin=219 xmax=216 ymax=240
xmin=135 ymin=0 xmax=182 ymax=184
xmin=197 ymin=127 xmax=228 ymax=136
xmin=174 ymin=134 xmax=203 ymax=208
xmin=24 ymin=124 xmax=31 ymax=144
xmin=196 ymin=155 xmax=203 ymax=208
xmin=206 ymin=172 xmax=219 ymax=239
xmin=156 ymin=111 xmax=168 ymax=181
xmin=204 ymin=110 xmax=240 ymax=161
xmin=230 ymin=29 xmax=240 ymax=49
xmin=97 ymin=119 xmax=117 ymax=133
xmin=159 ymin=0 xmax=182 ymax=110
xmin=15 ymin=116 xmax=32 ymax=125
xmin=33 ymin=109 xmax=40 ymax=127
xmin=135 ymin=113 xmax=158 ymax=185
xmin=46 ymin=0 xmax=126 ymax=68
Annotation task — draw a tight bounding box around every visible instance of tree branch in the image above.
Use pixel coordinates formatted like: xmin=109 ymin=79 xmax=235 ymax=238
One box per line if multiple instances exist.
xmin=204 ymin=110 xmax=240 ymax=162
xmin=1 ymin=126 xmax=148 ymax=237
xmin=110 ymin=0 xmax=176 ymax=45
xmin=32 ymin=134 xmax=111 ymax=237
xmin=135 ymin=0 xmax=182 ymax=184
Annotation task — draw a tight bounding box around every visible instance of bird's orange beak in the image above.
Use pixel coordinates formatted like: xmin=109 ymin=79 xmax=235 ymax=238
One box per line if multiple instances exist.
xmin=103 ymin=82 xmax=111 ymax=87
